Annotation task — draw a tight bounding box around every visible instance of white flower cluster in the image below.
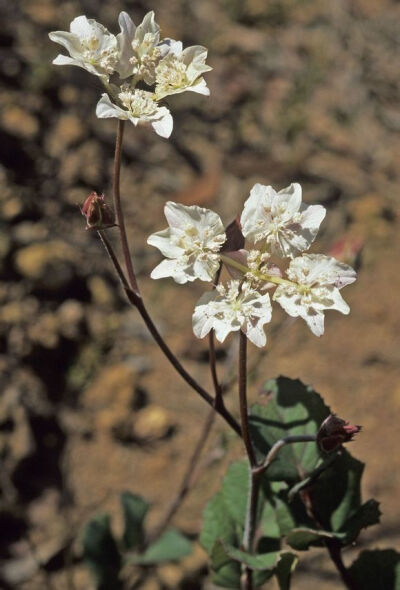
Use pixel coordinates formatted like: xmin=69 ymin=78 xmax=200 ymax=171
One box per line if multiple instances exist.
xmin=49 ymin=12 xmax=211 ymax=138
xmin=148 ymin=184 xmax=356 ymax=346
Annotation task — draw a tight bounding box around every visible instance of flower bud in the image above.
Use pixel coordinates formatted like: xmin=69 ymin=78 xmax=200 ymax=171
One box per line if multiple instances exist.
xmin=317 ymin=414 xmax=361 ymax=453
xmin=81 ymin=192 xmax=115 ymax=230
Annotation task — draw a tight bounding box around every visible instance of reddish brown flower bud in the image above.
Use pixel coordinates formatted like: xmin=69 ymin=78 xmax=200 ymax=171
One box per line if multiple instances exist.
xmin=81 ymin=192 xmax=115 ymax=230
xmin=317 ymin=414 xmax=361 ymax=453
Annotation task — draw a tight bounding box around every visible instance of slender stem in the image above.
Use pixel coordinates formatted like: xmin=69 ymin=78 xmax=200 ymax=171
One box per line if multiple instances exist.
xmin=112 ymin=120 xmax=140 ymax=295
xmin=98 ymin=230 xmax=129 ymax=290
xmin=325 ymin=540 xmax=359 ymax=590
xmin=238 ymin=331 xmax=258 ymax=590
xmin=238 ymin=331 xmax=257 ymax=467
xmin=147 ymin=408 xmax=216 ymax=544
xmin=134 ymin=297 xmax=241 ymax=436
xmin=209 ymin=331 xmax=223 ymax=409
xmin=97 ymin=229 xmax=241 ymax=434
xmin=304 ymin=487 xmax=359 ymax=590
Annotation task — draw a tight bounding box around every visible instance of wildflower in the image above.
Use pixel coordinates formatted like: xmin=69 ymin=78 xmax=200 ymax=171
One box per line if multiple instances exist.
xmin=96 ymin=89 xmax=173 ymax=138
xmin=116 ymin=11 xmax=167 ymax=83
xmin=273 ymin=254 xmax=356 ymax=336
xmin=240 ymin=183 xmax=326 ymax=258
xmin=317 ymin=414 xmax=362 ymax=453
xmin=155 ymin=43 xmax=211 ymax=99
xmin=49 ymin=16 xmax=119 ymax=81
xmin=81 ymin=192 xmax=115 ymax=230
xmin=147 ymin=201 xmax=226 ymax=283
xmin=193 ymin=280 xmax=272 ymax=347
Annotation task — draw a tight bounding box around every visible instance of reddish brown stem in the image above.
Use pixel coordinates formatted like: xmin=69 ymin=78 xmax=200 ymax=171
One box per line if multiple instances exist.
xmin=97 ymin=231 xmax=241 ymax=436
xmin=112 ymin=120 xmax=139 ymax=295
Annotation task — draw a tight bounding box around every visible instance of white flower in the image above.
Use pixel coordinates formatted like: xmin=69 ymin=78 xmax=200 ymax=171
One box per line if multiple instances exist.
xmin=273 ymin=254 xmax=356 ymax=336
xmin=49 ymin=16 xmax=119 ymax=80
xmin=96 ymin=89 xmax=173 ymax=138
xmin=193 ymin=280 xmax=272 ymax=347
xmin=155 ymin=43 xmax=212 ymax=99
xmin=147 ymin=201 xmax=226 ymax=283
xmin=240 ymin=183 xmax=326 ymax=258
xmin=116 ymin=11 xmax=168 ymax=83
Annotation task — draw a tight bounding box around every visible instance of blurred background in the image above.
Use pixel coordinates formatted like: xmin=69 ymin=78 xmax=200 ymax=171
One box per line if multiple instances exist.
xmin=0 ymin=0 xmax=399 ymax=588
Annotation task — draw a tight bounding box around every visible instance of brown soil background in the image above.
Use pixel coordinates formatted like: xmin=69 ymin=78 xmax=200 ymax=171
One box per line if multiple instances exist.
xmin=0 ymin=0 xmax=399 ymax=588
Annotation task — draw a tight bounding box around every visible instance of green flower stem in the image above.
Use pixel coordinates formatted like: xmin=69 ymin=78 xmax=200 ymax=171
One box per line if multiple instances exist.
xmin=219 ymin=254 xmax=295 ymax=287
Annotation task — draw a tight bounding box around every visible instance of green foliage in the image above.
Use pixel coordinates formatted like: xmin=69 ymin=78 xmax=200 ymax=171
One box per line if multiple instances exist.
xmin=121 ymin=491 xmax=149 ymax=550
xmin=249 ymin=377 xmax=330 ymax=482
xmin=82 ymin=514 xmax=122 ymax=590
xmin=200 ymin=376 xmax=388 ymax=588
xmin=285 ymin=528 xmax=344 ymax=550
xmin=275 ymin=552 xmax=298 ymax=590
xmin=129 ymin=529 xmax=192 ymax=564
xmin=200 ymin=462 xmax=284 ymax=588
xmin=83 ymin=492 xmax=192 ymax=589
xmin=349 ymin=550 xmax=400 ymax=590
xmin=310 ymin=450 xmax=381 ymax=545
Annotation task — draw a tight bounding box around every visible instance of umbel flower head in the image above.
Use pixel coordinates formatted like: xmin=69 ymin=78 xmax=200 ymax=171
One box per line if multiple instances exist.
xmin=193 ymin=280 xmax=272 ymax=347
xmin=49 ymin=11 xmax=211 ymax=138
xmin=148 ymin=182 xmax=357 ymax=347
xmin=147 ymin=202 xmax=226 ymax=283
xmin=49 ymin=16 xmax=119 ymax=81
xmin=273 ymin=254 xmax=356 ymax=336
xmin=240 ymin=183 xmax=326 ymax=258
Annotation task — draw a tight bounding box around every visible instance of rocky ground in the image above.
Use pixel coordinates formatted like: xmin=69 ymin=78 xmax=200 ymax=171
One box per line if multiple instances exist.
xmin=0 ymin=0 xmax=399 ymax=588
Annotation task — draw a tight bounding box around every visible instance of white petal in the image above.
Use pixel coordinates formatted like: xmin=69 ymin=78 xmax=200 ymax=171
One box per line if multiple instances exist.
xmin=273 ymin=287 xmax=302 ymax=318
xmin=244 ymin=322 xmax=267 ymax=347
xmin=49 ymin=31 xmax=82 ymax=57
xmin=276 ymin=182 xmax=302 ymax=215
xmin=147 ymin=229 xmax=183 ymax=258
xmin=186 ymin=77 xmax=210 ymax=95
xmin=301 ymin=204 xmax=326 ymax=230
xmin=69 ymin=15 xmax=94 ymax=38
xmin=193 ymin=258 xmax=218 ymax=282
xmin=96 ymin=94 xmax=129 ymax=120
xmin=301 ymin=309 xmax=325 ymax=337
xmin=52 ymin=54 xmax=79 ymax=67
xmin=136 ymin=11 xmax=160 ymax=42
xmin=150 ymin=259 xmax=191 ymax=284
xmin=116 ymin=11 xmax=136 ymax=78
xmin=329 ymin=288 xmax=350 ymax=314
xmin=213 ymin=321 xmax=235 ymax=343
xmin=151 ymin=108 xmax=173 ymax=138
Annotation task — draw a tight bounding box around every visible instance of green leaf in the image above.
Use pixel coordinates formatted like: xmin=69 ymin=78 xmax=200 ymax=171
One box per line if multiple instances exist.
xmin=343 ymin=499 xmax=381 ymax=543
xmin=261 ymin=495 xmax=296 ymax=539
xmin=120 ymin=491 xmax=149 ymax=550
xmin=130 ymin=529 xmax=192 ymax=564
xmin=82 ymin=513 xmax=122 ymax=590
xmin=275 ymin=552 xmax=298 ymax=590
xmin=349 ymin=550 xmax=400 ymax=590
xmin=211 ymin=540 xmax=277 ymax=588
xmin=212 ymin=561 xmax=241 ymax=589
xmin=285 ymin=528 xmax=344 ymax=550
xmin=250 ymin=377 xmax=329 ymax=482
xmin=311 ymin=450 xmax=363 ymax=532
xmin=200 ymin=491 xmax=239 ymax=554
xmin=221 ymin=460 xmax=250 ymax=525
xmin=213 ymin=540 xmax=278 ymax=571
xmin=201 ymin=491 xmax=242 ymax=589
